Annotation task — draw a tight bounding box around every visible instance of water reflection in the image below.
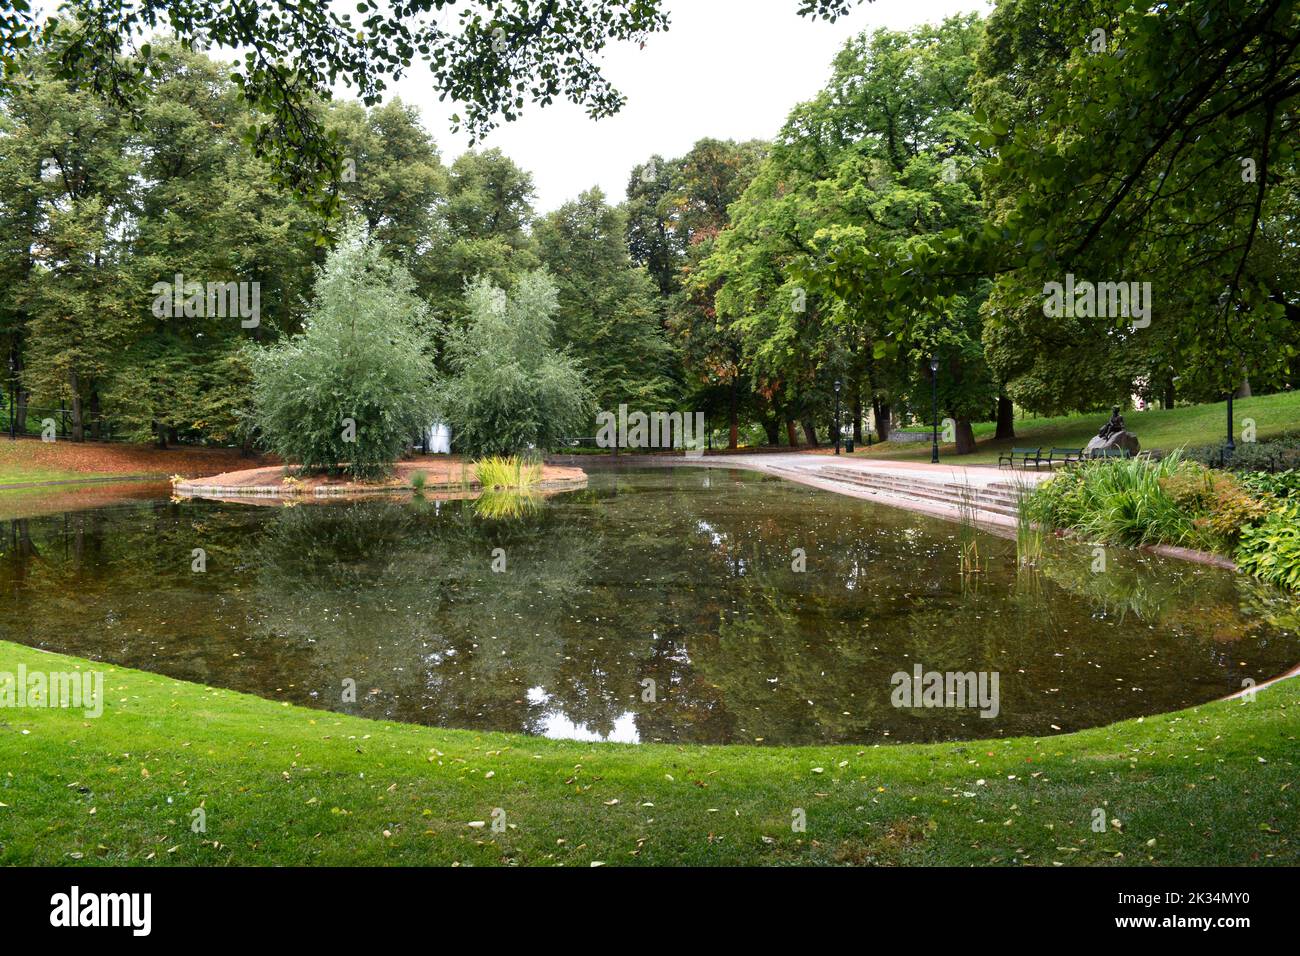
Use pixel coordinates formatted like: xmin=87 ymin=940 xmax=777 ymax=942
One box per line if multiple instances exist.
xmin=1 ymin=469 xmax=1298 ymax=745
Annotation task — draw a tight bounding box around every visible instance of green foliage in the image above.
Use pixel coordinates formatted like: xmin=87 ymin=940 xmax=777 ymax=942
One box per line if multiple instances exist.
xmin=1028 ymin=455 xmax=1284 ymax=554
xmin=474 ymin=456 xmax=542 ymax=491
xmin=1158 ymin=466 xmax=1271 ymax=550
xmin=1184 ymin=438 xmax=1300 ymax=475
xmin=247 ymin=227 xmax=437 ymax=479
xmin=1025 ymin=455 xmax=1197 ymax=548
xmin=1237 ymin=504 xmax=1300 ymax=592
xmin=535 ymin=188 xmax=674 ymax=414
xmin=439 ymin=271 xmax=592 ymax=458
xmin=1240 ymin=470 xmax=1300 ymax=501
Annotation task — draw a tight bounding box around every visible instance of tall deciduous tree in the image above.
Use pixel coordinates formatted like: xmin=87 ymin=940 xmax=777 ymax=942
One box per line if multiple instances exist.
xmin=535 ymin=188 xmax=673 ymax=416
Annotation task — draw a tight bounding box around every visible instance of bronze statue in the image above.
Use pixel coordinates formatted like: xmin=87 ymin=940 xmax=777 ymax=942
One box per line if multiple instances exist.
xmin=1098 ymin=406 xmax=1126 ymax=440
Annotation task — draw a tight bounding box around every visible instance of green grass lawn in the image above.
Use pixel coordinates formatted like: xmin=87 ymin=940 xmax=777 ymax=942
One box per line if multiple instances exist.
xmin=1 ymin=640 xmax=1294 ymax=866
xmin=0 ymin=461 xmax=89 ymax=485
xmin=853 ymin=392 xmax=1300 ymax=466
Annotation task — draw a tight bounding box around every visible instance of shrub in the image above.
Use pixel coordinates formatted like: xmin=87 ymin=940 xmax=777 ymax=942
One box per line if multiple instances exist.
xmin=1023 ymin=466 xmax=1087 ymax=529
xmin=1183 ymin=436 xmax=1300 ymax=473
xmin=439 ymin=271 xmax=592 ymax=458
xmin=1237 ymin=504 xmax=1300 ymax=591
xmin=1159 ymin=465 xmax=1271 ymax=548
xmin=1240 ymin=469 xmax=1300 ymax=501
xmin=248 ymin=226 xmax=438 ymax=480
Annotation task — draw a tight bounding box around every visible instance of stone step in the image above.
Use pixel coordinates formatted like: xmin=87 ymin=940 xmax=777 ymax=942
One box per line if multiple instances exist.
xmin=815 ymin=467 xmax=1024 ymax=518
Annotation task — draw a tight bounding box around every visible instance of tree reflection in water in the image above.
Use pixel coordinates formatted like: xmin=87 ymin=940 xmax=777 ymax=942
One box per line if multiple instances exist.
xmin=1 ymin=469 xmax=1298 ymax=745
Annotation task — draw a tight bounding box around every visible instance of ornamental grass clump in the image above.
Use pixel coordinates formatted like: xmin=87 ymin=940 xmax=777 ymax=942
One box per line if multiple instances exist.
xmin=1024 ymin=453 xmax=1196 ymax=548
xmin=474 ymin=456 xmax=542 ymax=491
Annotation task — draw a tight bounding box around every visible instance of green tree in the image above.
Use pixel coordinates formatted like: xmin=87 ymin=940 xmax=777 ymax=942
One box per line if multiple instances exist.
xmin=660 ymin=139 xmax=768 ymax=448
xmin=5 ymin=3 xmax=863 ymax=220
xmin=535 ymin=188 xmax=673 ymax=416
xmin=3 ymin=53 xmax=136 ymax=442
xmin=420 ymin=148 xmax=540 ymax=324
xmin=248 ymin=226 xmax=438 ymax=479
xmin=439 ymin=270 xmax=592 ymax=458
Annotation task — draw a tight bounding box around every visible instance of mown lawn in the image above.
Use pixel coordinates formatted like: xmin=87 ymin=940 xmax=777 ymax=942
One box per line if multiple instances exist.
xmin=854 ymin=392 xmax=1300 ymax=466
xmin=0 ymin=640 xmax=1294 ymax=866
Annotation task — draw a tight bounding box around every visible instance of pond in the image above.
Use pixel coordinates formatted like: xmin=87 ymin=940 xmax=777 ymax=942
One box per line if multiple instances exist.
xmin=2 ymin=468 xmax=1298 ymax=746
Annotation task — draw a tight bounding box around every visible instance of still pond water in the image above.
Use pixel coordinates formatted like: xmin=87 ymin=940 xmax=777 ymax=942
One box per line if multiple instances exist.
xmin=2 ymin=468 xmax=1298 ymax=745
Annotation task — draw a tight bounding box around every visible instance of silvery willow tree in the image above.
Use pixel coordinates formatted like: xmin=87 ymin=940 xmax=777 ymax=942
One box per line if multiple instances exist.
xmin=247 ymin=224 xmax=438 ymax=479
xmin=438 ymin=270 xmax=591 ymax=458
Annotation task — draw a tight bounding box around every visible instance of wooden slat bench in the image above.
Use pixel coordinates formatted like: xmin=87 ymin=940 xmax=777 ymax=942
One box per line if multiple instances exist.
xmin=1047 ymin=447 xmax=1084 ymax=467
xmin=999 ymin=447 xmax=1043 ymax=470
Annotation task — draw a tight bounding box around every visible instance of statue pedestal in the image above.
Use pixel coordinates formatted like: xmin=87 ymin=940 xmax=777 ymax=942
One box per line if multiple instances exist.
xmin=1084 ymin=431 xmax=1141 ymax=457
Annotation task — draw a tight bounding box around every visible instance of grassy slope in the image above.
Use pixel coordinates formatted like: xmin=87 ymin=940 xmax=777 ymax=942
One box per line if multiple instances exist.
xmin=1 ymin=641 xmax=1294 ymax=867
xmin=852 ymin=392 xmax=1300 ymax=466
xmin=0 ymin=439 xmax=259 ymax=487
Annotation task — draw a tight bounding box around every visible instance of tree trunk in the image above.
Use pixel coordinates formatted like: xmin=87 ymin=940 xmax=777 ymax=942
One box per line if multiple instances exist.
xmin=761 ymin=416 xmax=779 ymax=446
xmin=852 ymin=396 xmax=863 ymax=444
xmin=994 ymin=395 xmax=1015 ymax=441
xmin=67 ymin=370 xmax=84 ymax=442
xmin=873 ymin=400 xmax=892 ymax=440
xmin=1235 ymin=376 xmax=1252 ymax=399
xmin=728 ymin=380 xmax=739 ymax=450
xmin=1163 ymin=378 xmax=1176 ymax=410
xmin=89 ymin=388 xmax=102 ymax=440
xmin=801 ymin=419 xmax=819 ymax=447
xmin=13 ymin=350 xmax=27 ymax=432
xmin=153 ymin=420 xmax=168 ymax=450
xmin=785 ymin=419 xmax=799 ymax=448
xmin=954 ymin=418 xmax=977 ymax=455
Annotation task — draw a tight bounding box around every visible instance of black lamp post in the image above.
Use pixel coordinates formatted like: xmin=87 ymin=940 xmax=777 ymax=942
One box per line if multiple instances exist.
xmin=833 ymin=380 xmax=842 ymax=455
xmin=7 ymin=353 xmax=15 ymax=441
xmin=1219 ymin=291 xmax=1235 ymax=462
xmin=1225 ymin=387 xmax=1236 ymax=460
xmin=929 ymin=355 xmax=940 ymax=464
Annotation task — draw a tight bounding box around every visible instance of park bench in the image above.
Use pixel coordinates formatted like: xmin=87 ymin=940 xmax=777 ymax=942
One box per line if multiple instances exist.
xmin=1047 ymin=447 xmax=1084 ymax=467
xmin=999 ymin=447 xmax=1043 ymax=470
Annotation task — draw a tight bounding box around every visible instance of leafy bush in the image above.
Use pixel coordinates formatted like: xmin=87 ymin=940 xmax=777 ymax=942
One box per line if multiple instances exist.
xmin=439 ymin=272 xmax=592 ymax=458
xmin=1237 ymin=504 xmax=1300 ymax=592
xmin=1028 ymin=454 xmax=1279 ymax=554
xmin=1183 ymin=436 xmax=1300 ymax=473
xmin=1159 ymin=466 xmax=1271 ymax=548
xmin=1240 ymin=469 xmax=1300 ymax=501
xmin=248 ymin=226 xmax=438 ymax=480
xmin=1026 ymin=454 xmax=1196 ymax=547
xmin=1023 ymin=467 xmax=1087 ymax=529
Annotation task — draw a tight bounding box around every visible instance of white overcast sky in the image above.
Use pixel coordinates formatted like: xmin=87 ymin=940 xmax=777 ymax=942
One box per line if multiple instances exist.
xmin=386 ymin=0 xmax=990 ymax=212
